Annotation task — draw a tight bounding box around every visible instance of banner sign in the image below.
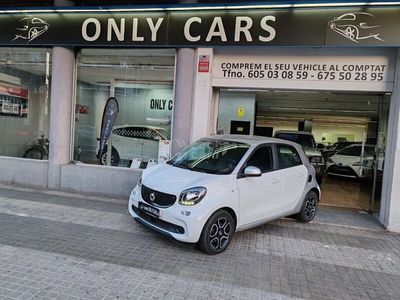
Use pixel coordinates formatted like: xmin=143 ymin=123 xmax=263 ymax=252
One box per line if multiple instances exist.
xmin=213 ymin=48 xmax=395 ymax=92
xmin=98 ymin=97 xmax=119 ymax=163
xmin=0 ymin=7 xmax=400 ymax=47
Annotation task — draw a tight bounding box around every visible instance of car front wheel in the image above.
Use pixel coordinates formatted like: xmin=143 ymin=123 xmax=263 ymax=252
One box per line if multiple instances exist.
xmin=297 ymin=190 xmax=318 ymax=223
xmin=100 ymin=147 xmax=120 ymax=166
xmin=198 ymin=210 xmax=235 ymax=255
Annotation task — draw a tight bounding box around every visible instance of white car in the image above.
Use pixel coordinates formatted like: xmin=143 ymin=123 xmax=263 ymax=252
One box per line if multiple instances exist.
xmin=99 ymin=125 xmax=169 ymax=166
xmin=128 ymin=135 xmax=320 ymax=254
xmin=326 ymin=144 xmax=375 ymax=178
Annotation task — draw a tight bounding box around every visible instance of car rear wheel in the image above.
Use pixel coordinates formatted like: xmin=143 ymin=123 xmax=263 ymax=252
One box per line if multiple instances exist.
xmin=296 ymin=190 xmax=318 ymax=223
xmin=198 ymin=210 xmax=235 ymax=255
xmin=23 ymin=147 xmax=44 ymax=160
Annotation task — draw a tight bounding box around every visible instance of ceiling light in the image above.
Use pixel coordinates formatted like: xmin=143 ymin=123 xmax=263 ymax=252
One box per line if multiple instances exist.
xmin=2 ymin=2 xmax=400 ymax=14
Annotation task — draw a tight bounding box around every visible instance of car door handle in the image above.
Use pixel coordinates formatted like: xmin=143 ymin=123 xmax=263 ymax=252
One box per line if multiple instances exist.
xmin=271 ymin=178 xmax=280 ymax=184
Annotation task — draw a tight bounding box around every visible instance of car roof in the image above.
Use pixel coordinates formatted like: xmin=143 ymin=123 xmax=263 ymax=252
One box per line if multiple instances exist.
xmin=113 ymin=125 xmax=166 ymax=131
xmin=344 ymin=144 xmax=375 ymax=148
xmin=274 ymin=130 xmax=313 ymax=136
xmin=203 ymin=134 xmax=301 ymax=147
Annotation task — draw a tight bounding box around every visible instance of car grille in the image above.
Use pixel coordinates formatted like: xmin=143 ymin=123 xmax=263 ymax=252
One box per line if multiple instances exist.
xmin=132 ymin=205 xmax=185 ymax=234
xmin=141 ymin=184 xmax=177 ymax=208
xmin=327 ymin=165 xmax=358 ymax=177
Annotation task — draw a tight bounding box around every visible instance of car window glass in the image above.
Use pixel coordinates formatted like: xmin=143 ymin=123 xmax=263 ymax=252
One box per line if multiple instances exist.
xmin=112 ymin=128 xmax=125 ymax=136
xmin=364 ymin=146 xmax=375 ymax=156
xmin=159 ymin=129 xmax=169 ymax=139
xmin=123 ymin=127 xmax=144 ymax=138
xmin=143 ymin=129 xmax=158 ymax=140
xmin=275 ymin=133 xmax=315 ymax=148
xmin=277 ymin=145 xmax=302 ymax=169
xmin=168 ymin=139 xmax=250 ymax=175
xmin=337 ymin=145 xmax=361 ymax=156
xmin=246 ymin=147 xmax=273 ymax=173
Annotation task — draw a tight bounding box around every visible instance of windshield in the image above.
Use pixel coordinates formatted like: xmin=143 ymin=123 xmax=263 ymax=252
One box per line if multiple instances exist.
xmin=167 ymin=138 xmax=250 ymax=174
xmin=158 ymin=129 xmax=169 ymax=139
xmin=275 ymin=133 xmax=316 ymax=148
xmin=337 ymin=145 xmax=375 ymax=156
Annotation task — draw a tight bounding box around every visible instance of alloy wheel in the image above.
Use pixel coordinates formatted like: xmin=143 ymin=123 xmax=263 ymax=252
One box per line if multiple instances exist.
xmin=304 ymin=193 xmax=317 ymax=219
xmin=101 ymin=152 xmax=114 ymax=165
xmin=209 ymin=217 xmax=231 ymax=251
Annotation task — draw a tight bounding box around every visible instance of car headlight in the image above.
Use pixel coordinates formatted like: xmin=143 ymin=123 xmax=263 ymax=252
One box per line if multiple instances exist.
xmin=309 ymin=156 xmax=322 ymax=164
xmin=353 ymin=160 xmax=368 ymax=166
xmin=179 ymin=187 xmax=207 ymax=206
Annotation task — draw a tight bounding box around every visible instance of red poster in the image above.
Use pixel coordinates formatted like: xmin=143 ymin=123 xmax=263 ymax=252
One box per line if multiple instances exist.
xmin=0 ymin=84 xmax=29 ymax=118
xmin=198 ymin=55 xmax=210 ymax=73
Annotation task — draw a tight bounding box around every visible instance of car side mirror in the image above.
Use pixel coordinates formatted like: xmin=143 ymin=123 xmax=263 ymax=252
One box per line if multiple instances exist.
xmin=317 ymin=143 xmax=324 ymax=150
xmin=244 ymin=166 xmax=262 ymax=177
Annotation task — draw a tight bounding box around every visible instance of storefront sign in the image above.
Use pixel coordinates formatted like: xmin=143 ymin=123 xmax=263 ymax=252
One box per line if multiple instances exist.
xmin=218 ymin=61 xmax=387 ymax=82
xmin=149 ymin=98 xmax=173 ymax=111
xmin=0 ymin=6 xmax=400 ymax=47
xmin=213 ymin=48 xmax=395 ymax=92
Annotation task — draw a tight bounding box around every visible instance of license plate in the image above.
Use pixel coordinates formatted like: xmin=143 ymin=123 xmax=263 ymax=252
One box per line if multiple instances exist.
xmin=138 ymin=202 xmax=160 ymax=218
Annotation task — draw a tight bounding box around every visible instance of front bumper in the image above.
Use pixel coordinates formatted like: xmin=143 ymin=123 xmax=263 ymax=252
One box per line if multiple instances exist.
xmin=326 ymin=164 xmax=359 ymax=178
xmin=128 ymin=185 xmax=207 ymax=243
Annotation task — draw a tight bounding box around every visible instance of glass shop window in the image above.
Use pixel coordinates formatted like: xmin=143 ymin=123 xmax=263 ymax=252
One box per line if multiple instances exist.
xmin=0 ymin=48 xmax=51 ymax=159
xmin=74 ymin=49 xmax=175 ymax=168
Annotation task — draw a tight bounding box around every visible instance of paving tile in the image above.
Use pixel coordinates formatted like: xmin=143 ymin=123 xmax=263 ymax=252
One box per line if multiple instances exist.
xmin=0 ymin=185 xmax=400 ymax=300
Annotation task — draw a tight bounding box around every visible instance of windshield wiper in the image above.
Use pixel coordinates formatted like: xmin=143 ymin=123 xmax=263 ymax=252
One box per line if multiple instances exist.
xmin=172 ymin=162 xmax=191 ymax=170
xmin=189 ymin=166 xmax=210 ymax=173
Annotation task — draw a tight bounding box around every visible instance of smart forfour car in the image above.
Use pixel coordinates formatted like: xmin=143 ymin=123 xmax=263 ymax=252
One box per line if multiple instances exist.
xmin=273 ymin=131 xmax=325 ymax=185
xmin=128 ymin=135 xmax=320 ymax=255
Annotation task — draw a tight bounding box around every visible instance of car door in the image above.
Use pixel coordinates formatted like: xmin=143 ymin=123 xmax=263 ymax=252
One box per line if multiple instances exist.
xmin=237 ymin=145 xmax=281 ymax=226
xmin=273 ymin=144 xmax=308 ymax=212
xmin=120 ymin=126 xmax=143 ymax=159
xmin=142 ymin=128 xmax=160 ymax=160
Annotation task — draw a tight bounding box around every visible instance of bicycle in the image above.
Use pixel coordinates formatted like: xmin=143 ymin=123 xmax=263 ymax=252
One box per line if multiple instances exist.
xmin=23 ymin=135 xmax=49 ymax=160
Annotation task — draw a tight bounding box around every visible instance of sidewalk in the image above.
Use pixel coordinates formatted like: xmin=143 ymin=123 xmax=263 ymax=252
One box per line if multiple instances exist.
xmin=0 ymin=184 xmax=399 ymax=300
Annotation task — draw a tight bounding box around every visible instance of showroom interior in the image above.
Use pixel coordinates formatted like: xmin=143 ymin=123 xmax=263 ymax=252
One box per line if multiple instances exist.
xmin=217 ymin=89 xmax=390 ymax=214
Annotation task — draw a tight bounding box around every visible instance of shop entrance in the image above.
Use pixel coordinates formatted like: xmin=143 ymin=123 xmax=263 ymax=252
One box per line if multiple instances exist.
xmin=216 ymin=89 xmax=390 ymax=213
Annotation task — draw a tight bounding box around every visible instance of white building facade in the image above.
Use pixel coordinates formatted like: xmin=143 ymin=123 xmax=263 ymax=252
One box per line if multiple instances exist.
xmin=0 ymin=2 xmax=399 ymax=231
